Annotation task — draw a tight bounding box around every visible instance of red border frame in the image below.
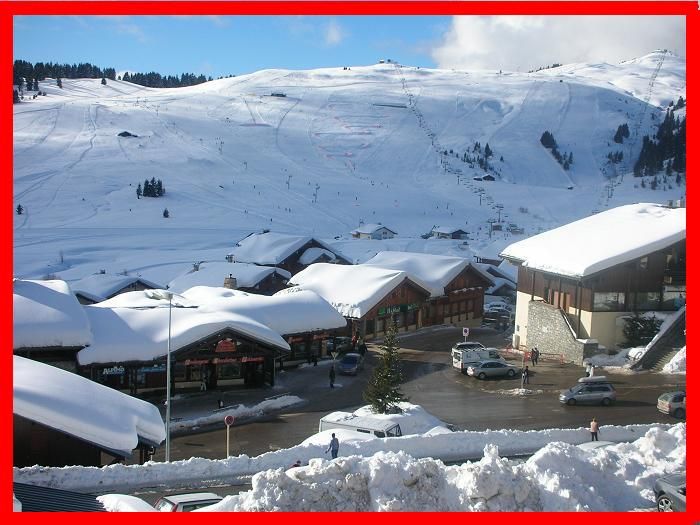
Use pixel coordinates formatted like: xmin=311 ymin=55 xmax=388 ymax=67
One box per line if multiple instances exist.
xmin=3 ymin=1 xmax=695 ymax=522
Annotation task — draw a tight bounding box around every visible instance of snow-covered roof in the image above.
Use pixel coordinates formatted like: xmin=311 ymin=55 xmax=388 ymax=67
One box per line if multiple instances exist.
xmin=363 ymin=251 xmax=483 ymax=297
xmin=78 ymin=298 xmax=290 ymax=365
xmin=13 ymin=355 xmax=165 ymax=457
xmin=13 ymin=279 xmax=93 ymax=349
xmin=168 ymin=262 xmax=290 ymax=293
xmin=288 ymin=263 xmax=430 ymax=318
xmin=298 ymin=247 xmax=337 ymax=265
xmin=185 ymin=286 xmax=347 ymax=334
xmin=70 ymin=273 xmax=162 ymax=299
xmin=486 ymin=276 xmax=516 ymax=295
xmin=228 ymin=232 xmax=319 ymax=265
xmin=500 ymin=204 xmax=686 ymax=279
xmin=352 ymin=223 xmax=396 ymax=235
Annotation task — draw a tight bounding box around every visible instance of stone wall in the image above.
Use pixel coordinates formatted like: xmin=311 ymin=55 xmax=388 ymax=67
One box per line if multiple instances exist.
xmin=526 ymin=301 xmax=598 ymax=364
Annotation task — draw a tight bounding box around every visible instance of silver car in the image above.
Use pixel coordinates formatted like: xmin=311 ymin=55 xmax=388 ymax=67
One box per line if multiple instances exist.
xmin=467 ymin=360 xmax=520 ymax=379
xmin=657 ymin=391 xmax=685 ymax=418
xmin=560 ymin=378 xmax=616 ymax=406
xmin=654 ymin=471 xmax=686 ymax=512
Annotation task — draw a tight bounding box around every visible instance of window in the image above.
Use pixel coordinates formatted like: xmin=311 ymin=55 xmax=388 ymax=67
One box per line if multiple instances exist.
xmin=661 ymin=285 xmax=686 ymax=310
xmin=593 ymin=292 xmax=626 ymax=312
xmin=635 ymin=292 xmax=660 ymax=311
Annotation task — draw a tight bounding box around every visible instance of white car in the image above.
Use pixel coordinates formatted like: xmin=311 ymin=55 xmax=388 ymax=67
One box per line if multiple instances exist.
xmin=154 ymin=492 xmax=223 ymax=512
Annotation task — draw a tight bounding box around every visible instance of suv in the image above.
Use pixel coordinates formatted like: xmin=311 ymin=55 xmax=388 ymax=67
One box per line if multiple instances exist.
xmin=154 ymin=492 xmax=223 ymax=512
xmin=452 ymin=341 xmax=487 ymax=352
xmin=657 ymin=391 xmax=685 ymax=418
xmin=559 ymin=377 xmax=616 ymax=406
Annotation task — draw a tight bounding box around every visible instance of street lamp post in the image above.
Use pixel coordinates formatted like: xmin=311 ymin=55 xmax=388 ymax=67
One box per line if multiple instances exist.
xmin=165 ymin=291 xmax=173 ymax=462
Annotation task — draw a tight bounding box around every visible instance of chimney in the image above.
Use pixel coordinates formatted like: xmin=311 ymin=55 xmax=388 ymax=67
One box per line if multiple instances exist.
xmin=223 ymin=274 xmax=237 ymax=289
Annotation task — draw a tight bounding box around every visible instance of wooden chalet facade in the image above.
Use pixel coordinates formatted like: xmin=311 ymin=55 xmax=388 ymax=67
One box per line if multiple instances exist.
xmin=423 ymin=265 xmax=493 ymax=328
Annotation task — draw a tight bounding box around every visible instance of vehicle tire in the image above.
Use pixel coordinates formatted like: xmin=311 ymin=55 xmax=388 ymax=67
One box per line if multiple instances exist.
xmin=507 ymin=369 xmax=515 ymax=378
xmin=657 ymin=495 xmax=674 ymax=512
xmin=601 ymin=398 xmax=612 ymax=406
xmin=478 ymin=372 xmax=487 ymax=380
xmin=566 ymin=398 xmax=576 ymax=406
xmin=674 ymin=408 xmax=685 ymax=419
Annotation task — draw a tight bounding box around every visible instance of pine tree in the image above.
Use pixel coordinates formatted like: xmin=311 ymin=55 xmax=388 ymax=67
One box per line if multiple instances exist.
xmin=101 ymin=77 xmax=107 ymax=85
xmin=57 ymin=77 xmax=62 ymax=88
xmin=163 ymin=208 xmax=170 ymax=218
xmin=363 ymin=322 xmax=407 ymax=414
xmin=143 ymin=179 xmax=151 ymax=197
xmin=484 ymin=143 xmax=493 ymax=158
xmin=13 ymin=89 xmax=20 ymax=104
xmin=16 ymin=204 xmax=23 ymax=215
xmin=622 ymin=314 xmax=662 ymax=348
xmin=33 ymin=79 xmax=39 ymax=91
xmin=136 ymin=183 xmax=142 ymax=199
xmin=156 ymin=179 xmax=163 ymax=197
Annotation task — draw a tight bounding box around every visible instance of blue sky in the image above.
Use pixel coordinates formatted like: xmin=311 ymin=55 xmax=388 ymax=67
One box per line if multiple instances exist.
xmin=14 ymin=15 xmax=685 ymax=77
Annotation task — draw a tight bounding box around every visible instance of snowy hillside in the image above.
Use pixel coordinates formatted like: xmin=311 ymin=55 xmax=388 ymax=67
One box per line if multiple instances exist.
xmin=13 ymin=51 xmax=685 ymax=282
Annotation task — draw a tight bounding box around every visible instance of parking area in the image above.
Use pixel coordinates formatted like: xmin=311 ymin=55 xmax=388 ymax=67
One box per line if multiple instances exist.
xmin=154 ymin=325 xmax=685 ymax=462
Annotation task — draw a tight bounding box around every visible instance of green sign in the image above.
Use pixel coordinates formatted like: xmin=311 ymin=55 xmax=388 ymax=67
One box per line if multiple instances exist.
xmin=378 ymin=303 xmax=419 ymax=316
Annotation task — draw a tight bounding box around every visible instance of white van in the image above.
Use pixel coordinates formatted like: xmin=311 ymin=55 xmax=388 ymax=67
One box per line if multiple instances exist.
xmin=318 ymin=411 xmax=403 ymax=438
xmin=451 ymin=347 xmax=504 ymax=372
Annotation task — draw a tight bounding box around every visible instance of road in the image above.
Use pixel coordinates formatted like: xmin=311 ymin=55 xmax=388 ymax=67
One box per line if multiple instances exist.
xmin=151 ymin=326 xmax=685 ymax=464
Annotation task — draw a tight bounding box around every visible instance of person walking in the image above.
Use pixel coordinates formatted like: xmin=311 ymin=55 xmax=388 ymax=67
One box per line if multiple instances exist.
xmin=522 ymin=365 xmax=530 ymax=385
xmin=329 ymin=365 xmax=336 ymax=388
xmin=533 ymin=347 xmax=539 ymax=365
xmin=590 ymin=418 xmax=600 ymax=441
xmin=326 ymin=433 xmax=340 ymax=459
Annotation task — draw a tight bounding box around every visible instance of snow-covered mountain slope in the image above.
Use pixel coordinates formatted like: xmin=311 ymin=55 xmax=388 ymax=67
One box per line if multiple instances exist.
xmin=13 ymin=51 xmax=685 ymax=282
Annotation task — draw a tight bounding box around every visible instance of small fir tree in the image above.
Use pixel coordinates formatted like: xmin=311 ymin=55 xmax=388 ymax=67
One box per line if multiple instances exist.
xmin=163 ymin=208 xmax=170 ymax=218
xmin=622 ymin=314 xmax=662 ymax=348
xmin=16 ymin=204 xmax=23 ymax=215
xmin=363 ymin=322 xmax=408 ymax=414
xmin=101 ymin=77 xmax=107 ymax=85
xmin=136 ymin=183 xmax=142 ymax=199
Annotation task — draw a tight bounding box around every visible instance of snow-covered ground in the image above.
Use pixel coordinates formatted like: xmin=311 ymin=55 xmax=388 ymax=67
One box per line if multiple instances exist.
xmin=16 ymin=403 xmax=684 ymax=511
xmin=13 ymin=53 xmax=685 ymax=284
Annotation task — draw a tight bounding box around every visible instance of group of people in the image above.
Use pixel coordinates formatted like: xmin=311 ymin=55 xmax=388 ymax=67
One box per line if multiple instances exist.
xmin=530 ymin=346 xmax=540 ymax=366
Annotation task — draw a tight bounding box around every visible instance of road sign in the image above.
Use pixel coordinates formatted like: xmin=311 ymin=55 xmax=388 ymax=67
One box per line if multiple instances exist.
xmin=225 ymin=415 xmax=235 ymax=426
xmin=463 ymin=327 xmax=470 ymax=338
xmin=225 ymin=415 xmax=235 ymax=457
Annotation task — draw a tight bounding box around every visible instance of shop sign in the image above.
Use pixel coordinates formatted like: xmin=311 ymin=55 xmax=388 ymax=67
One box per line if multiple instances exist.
xmin=378 ymin=303 xmax=420 ymax=316
xmin=216 ymin=339 xmax=236 ymax=353
xmin=312 ymin=333 xmax=329 ymax=341
xmin=287 ymin=336 xmax=305 ymax=344
xmin=241 ymin=356 xmax=264 ymax=363
xmin=214 ymin=357 xmax=239 ymax=364
xmin=102 ymin=366 xmax=125 ymax=376
xmin=184 ymin=359 xmax=210 ymax=366
xmin=140 ymin=365 xmax=165 ymax=373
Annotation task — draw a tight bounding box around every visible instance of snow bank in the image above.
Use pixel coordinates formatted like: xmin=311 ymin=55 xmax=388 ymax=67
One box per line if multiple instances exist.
xmin=203 ymin=424 xmax=684 ymax=512
xmin=662 ymin=346 xmax=686 ymax=374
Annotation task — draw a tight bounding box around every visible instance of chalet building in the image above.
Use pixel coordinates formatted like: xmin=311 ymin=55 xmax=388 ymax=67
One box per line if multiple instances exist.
xmin=363 ymin=251 xmax=493 ymax=329
xmin=71 ymin=273 xmax=163 ymax=304
xmin=288 ymin=263 xmax=432 ymax=339
xmin=430 ymin=226 xmax=469 ymax=240
xmin=227 ymin=231 xmax=351 ymax=276
xmin=168 ymin=261 xmax=291 ymax=296
xmin=13 ymin=279 xmax=93 ymax=372
xmin=500 ymin=203 xmax=686 ymax=362
xmin=77 ymin=298 xmax=291 ymax=393
xmin=351 ymin=223 xmax=397 ymax=240
xmin=14 ymin=356 xmax=164 ymax=468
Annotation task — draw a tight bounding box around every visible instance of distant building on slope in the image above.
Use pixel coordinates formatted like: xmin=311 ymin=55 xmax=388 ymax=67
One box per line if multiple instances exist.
xmin=500 ymin=203 xmax=686 ymax=361
xmin=351 ymin=223 xmax=397 ymax=240
xmin=430 ymin=226 xmax=469 ymax=240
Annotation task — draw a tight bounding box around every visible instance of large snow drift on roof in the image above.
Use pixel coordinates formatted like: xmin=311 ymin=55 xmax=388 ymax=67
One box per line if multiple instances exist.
xmin=228 ymin=232 xmax=311 ymax=265
xmin=78 ymin=301 xmax=289 ymax=365
xmin=13 ymin=356 xmax=165 ymax=456
xmin=70 ymin=274 xmax=162 ymax=299
xmin=363 ymin=251 xmax=470 ymax=297
xmin=13 ymin=279 xmax=93 ymax=349
xmin=168 ymin=262 xmax=289 ymax=293
xmin=288 ymin=263 xmax=420 ymax=318
xmin=500 ymin=203 xmax=685 ymax=278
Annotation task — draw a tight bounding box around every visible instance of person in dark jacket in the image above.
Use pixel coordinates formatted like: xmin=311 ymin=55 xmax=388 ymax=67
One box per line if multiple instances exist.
xmin=326 ymin=433 xmax=340 ymax=459
xmin=329 ymin=365 xmax=336 ymax=388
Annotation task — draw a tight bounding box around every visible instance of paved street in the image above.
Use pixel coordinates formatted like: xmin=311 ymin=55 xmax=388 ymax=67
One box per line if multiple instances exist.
xmin=151 ymin=326 xmax=685 ymax=463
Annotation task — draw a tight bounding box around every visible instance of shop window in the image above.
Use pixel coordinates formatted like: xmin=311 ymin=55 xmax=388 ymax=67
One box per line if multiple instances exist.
xmin=593 ymin=292 xmax=626 ymax=312
xmin=635 ymin=292 xmax=660 ymax=311
xmin=661 ymin=286 xmax=686 ymax=310
xmin=217 ymin=363 xmax=241 ymax=379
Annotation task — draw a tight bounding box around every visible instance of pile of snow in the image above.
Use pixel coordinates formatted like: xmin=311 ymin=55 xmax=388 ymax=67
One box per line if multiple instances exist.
xmin=204 ymin=424 xmax=684 ymax=512
xmin=662 ymin=346 xmax=686 ymax=374
xmin=352 ymin=402 xmax=448 ymax=435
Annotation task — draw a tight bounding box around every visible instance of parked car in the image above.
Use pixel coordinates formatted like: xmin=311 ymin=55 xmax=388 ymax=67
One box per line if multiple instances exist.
xmin=467 ymin=360 xmax=520 ymax=379
xmin=154 ymin=492 xmax=223 ymax=512
xmin=327 ymin=336 xmax=352 ymax=354
xmin=657 ymin=391 xmax=686 ymax=418
xmin=452 ymin=341 xmax=486 ymax=352
xmin=559 ymin=376 xmax=616 ymax=406
xmin=654 ymin=471 xmax=686 ymax=512
xmin=337 ymin=352 xmax=364 ymax=375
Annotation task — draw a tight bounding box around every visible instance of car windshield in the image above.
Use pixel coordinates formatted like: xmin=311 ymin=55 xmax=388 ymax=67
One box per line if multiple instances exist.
xmin=341 ymin=355 xmax=358 ymax=364
xmin=155 ymin=499 xmax=175 ymax=512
